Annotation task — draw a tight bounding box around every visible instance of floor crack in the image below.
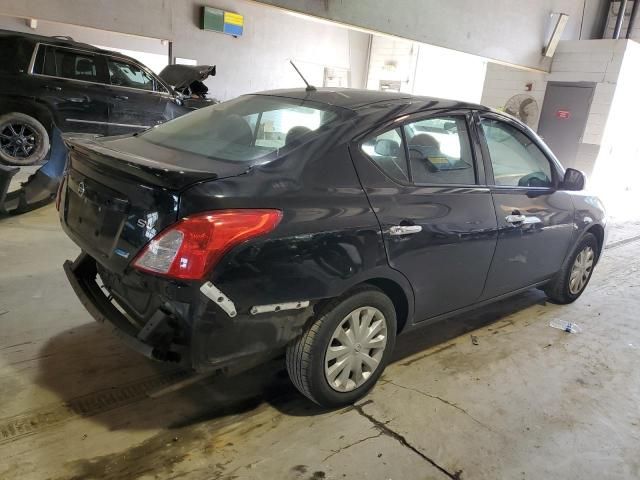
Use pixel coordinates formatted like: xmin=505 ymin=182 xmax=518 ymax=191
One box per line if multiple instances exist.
xmin=386 ymin=380 xmax=497 ymax=434
xmin=322 ymin=431 xmax=383 ymax=462
xmin=352 ymin=400 xmax=463 ymax=480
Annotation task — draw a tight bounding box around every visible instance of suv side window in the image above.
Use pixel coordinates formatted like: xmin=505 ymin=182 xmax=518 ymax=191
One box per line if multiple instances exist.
xmin=107 ymin=58 xmax=155 ymax=91
xmin=403 ymin=116 xmax=476 ymax=185
xmin=480 ymin=118 xmax=553 ymax=188
xmin=33 ymin=45 xmax=106 ymax=84
xmin=361 ymin=127 xmax=409 ymax=182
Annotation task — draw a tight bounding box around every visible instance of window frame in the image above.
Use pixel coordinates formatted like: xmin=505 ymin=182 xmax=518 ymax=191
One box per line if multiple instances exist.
xmin=357 ymin=109 xmax=484 ymax=188
xmin=29 ymin=42 xmax=172 ymax=96
xmin=106 ymin=56 xmax=170 ymax=95
xmin=30 ymin=43 xmax=109 ymax=85
xmin=475 ymin=111 xmax=565 ymax=192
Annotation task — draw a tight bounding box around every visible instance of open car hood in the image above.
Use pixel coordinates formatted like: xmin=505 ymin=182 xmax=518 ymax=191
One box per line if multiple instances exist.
xmin=158 ymin=64 xmax=216 ymax=89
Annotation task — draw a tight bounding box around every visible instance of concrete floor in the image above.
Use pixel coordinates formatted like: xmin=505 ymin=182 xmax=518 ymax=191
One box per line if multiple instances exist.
xmin=1 ymin=204 xmax=640 ymax=480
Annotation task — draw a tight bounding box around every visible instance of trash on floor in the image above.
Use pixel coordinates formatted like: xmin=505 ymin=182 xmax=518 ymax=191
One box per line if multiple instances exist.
xmin=549 ymin=319 xmax=581 ymax=333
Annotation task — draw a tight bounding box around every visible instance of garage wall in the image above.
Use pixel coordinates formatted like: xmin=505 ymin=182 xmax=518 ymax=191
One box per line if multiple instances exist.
xmin=365 ymin=36 xmax=417 ymax=93
xmin=0 ymin=15 xmax=170 ymax=72
xmin=591 ymin=40 xmax=640 ymax=201
xmin=253 ymin=0 xmax=610 ymax=70
xmin=480 ymin=64 xmax=548 ymax=130
xmin=366 ymin=35 xmax=488 ymax=103
xmin=0 ymin=0 xmax=371 ymax=101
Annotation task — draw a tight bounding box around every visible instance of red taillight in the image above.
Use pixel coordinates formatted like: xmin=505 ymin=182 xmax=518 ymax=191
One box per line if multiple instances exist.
xmin=55 ymin=176 xmax=66 ymax=211
xmin=132 ymin=209 xmax=282 ymax=280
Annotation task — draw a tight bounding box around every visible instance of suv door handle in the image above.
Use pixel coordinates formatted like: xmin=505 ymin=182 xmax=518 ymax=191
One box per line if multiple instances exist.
xmin=43 ymin=85 xmax=62 ymax=91
xmin=505 ymin=214 xmax=527 ymax=224
xmin=389 ymin=225 xmax=422 ymax=236
xmin=113 ymin=95 xmax=129 ymax=100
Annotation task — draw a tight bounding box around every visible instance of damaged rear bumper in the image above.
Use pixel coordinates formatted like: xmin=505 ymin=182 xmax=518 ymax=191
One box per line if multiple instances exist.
xmin=64 ymin=252 xmax=314 ymax=375
xmin=0 ymin=128 xmax=68 ymax=215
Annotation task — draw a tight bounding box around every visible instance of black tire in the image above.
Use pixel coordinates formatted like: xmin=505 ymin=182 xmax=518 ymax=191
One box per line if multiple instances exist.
xmin=545 ymin=232 xmax=599 ymax=304
xmin=0 ymin=112 xmax=50 ymax=166
xmin=286 ymin=285 xmax=397 ymax=408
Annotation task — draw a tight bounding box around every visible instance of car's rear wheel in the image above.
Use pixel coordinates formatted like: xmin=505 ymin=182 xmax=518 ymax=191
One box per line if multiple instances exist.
xmin=286 ymin=286 xmax=397 ymax=407
xmin=545 ymin=232 xmax=598 ymax=304
xmin=0 ymin=113 xmax=50 ymax=166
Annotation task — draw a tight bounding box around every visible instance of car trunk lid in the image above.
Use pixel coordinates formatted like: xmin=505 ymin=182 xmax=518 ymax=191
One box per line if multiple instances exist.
xmin=61 ymin=136 xmax=249 ymax=274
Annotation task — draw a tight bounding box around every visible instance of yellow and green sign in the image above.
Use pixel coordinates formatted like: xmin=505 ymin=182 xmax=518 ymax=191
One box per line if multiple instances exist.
xmin=202 ymin=6 xmax=244 ymax=37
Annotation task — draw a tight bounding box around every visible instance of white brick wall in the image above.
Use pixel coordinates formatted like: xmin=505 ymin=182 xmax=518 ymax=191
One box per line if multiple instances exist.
xmin=480 ymin=64 xmax=548 ymax=130
xmin=546 ymin=40 xmax=626 ymax=148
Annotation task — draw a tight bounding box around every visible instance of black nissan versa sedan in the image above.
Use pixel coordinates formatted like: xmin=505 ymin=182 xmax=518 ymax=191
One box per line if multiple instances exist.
xmin=59 ymin=88 xmax=606 ymax=407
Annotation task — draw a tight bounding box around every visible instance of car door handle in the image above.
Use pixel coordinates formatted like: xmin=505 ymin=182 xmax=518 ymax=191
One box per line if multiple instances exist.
xmin=389 ymin=225 xmax=422 ymax=236
xmin=43 ymin=85 xmax=62 ymax=92
xmin=113 ymin=95 xmax=129 ymax=101
xmin=505 ymin=214 xmax=527 ymax=224
xmin=68 ymin=95 xmax=90 ymax=103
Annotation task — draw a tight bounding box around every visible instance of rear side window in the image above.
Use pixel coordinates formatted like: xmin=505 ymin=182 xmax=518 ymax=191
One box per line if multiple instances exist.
xmin=480 ymin=118 xmax=553 ymax=188
xmin=140 ymin=95 xmax=346 ymax=162
xmin=33 ymin=45 xmax=107 ymax=84
xmin=361 ymin=115 xmax=476 ymax=185
xmin=404 ymin=116 xmax=476 ymax=185
xmin=107 ymin=58 xmax=155 ymax=91
xmin=0 ymin=37 xmax=34 ymax=73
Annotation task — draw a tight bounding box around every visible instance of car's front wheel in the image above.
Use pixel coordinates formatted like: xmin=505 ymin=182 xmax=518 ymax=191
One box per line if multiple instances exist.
xmin=0 ymin=112 xmax=50 ymax=166
xmin=545 ymin=232 xmax=599 ymax=304
xmin=286 ymin=286 xmax=397 ymax=407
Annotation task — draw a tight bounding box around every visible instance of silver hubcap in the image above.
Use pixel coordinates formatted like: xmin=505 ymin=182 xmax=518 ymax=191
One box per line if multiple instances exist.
xmin=0 ymin=123 xmax=38 ymax=160
xmin=569 ymin=246 xmax=594 ymax=294
xmin=324 ymin=306 xmax=388 ymax=393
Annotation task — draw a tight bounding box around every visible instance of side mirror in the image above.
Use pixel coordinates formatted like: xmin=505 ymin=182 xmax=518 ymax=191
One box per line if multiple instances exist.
xmin=561 ymin=168 xmax=586 ymax=191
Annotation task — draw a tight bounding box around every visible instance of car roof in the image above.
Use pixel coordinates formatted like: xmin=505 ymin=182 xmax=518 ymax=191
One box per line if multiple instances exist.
xmin=0 ymin=29 xmax=139 ymax=62
xmin=254 ymin=87 xmax=490 ymax=112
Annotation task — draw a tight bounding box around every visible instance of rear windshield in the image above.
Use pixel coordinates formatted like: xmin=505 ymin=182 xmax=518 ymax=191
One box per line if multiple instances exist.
xmin=140 ymin=95 xmax=348 ymax=162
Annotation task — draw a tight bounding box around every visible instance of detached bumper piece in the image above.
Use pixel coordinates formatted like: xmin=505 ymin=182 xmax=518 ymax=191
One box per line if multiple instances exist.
xmin=63 ymin=253 xmax=186 ymax=364
xmin=0 ymin=128 xmax=67 ymax=215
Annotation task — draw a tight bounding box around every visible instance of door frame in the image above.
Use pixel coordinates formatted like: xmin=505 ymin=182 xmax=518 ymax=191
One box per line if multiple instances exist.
xmin=473 ymin=110 xmax=566 ymax=191
xmin=353 ymin=108 xmax=489 ymax=188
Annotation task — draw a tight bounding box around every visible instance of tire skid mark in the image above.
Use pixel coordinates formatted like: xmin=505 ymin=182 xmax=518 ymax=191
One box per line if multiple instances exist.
xmin=0 ymin=370 xmax=188 ymax=444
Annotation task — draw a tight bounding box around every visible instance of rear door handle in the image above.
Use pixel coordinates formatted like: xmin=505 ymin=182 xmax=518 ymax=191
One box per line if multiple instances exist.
xmin=43 ymin=85 xmax=62 ymax=91
xmin=505 ymin=214 xmax=527 ymax=224
xmin=113 ymin=95 xmax=129 ymax=101
xmin=68 ymin=95 xmax=90 ymax=103
xmin=389 ymin=225 xmax=422 ymax=236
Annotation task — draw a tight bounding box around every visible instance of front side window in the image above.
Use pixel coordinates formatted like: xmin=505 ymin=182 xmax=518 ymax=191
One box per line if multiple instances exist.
xmin=107 ymin=58 xmax=155 ymax=91
xmin=140 ymin=95 xmax=345 ymax=162
xmin=404 ymin=116 xmax=475 ymax=185
xmin=33 ymin=45 xmax=105 ymax=84
xmin=481 ymin=118 xmax=553 ymax=188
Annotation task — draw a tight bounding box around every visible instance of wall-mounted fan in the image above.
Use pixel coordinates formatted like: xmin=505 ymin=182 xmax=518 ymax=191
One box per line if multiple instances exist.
xmin=504 ymin=94 xmax=539 ymax=129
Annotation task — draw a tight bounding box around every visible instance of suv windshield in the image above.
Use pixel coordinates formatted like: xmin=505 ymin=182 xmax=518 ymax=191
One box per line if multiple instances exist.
xmin=140 ymin=95 xmax=348 ymax=162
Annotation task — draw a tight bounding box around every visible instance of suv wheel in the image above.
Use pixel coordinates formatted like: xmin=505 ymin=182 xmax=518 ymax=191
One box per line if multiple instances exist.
xmin=545 ymin=232 xmax=598 ymax=304
xmin=0 ymin=113 xmax=50 ymax=166
xmin=286 ymin=286 xmax=397 ymax=407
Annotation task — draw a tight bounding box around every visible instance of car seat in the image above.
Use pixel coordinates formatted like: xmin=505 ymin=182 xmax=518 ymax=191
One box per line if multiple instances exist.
xmin=285 ymin=126 xmax=312 ymax=145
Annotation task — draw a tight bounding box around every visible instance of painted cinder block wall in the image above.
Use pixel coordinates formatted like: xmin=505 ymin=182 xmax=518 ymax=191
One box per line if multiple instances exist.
xmin=0 ymin=0 xmax=372 ymax=101
xmin=480 ymin=39 xmax=634 ymax=182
